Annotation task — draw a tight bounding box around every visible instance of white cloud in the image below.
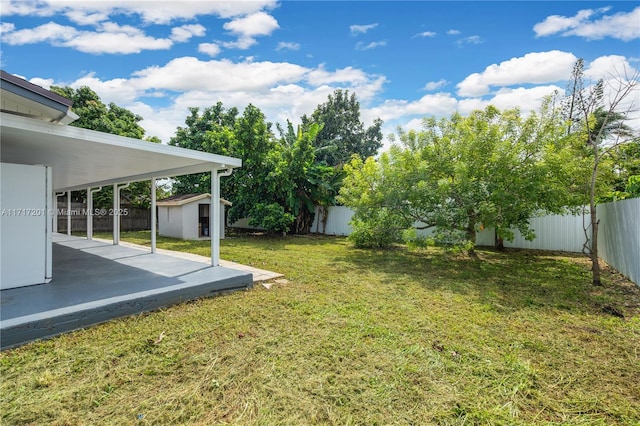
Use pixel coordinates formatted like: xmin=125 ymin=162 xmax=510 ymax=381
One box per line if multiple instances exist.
xmin=0 ymin=1 xmax=279 ymax=54
xmin=350 ymin=23 xmax=378 ymax=35
xmin=414 ymin=31 xmax=437 ymax=38
xmin=34 ymin=56 xmax=388 ymax=142
xmin=423 ymin=79 xmax=448 ymax=91
xmin=1 ymin=21 xmax=76 ymax=44
xmin=456 ymin=35 xmax=483 ymax=47
xmin=170 ymin=24 xmax=206 ymax=43
xmin=305 ymin=66 xmax=374 ymax=86
xmin=0 ymin=0 xmax=279 ymax=24
xmin=0 ymin=22 xmax=15 ymax=34
xmin=534 ymin=6 xmax=640 ymax=41
xmin=276 ymin=41 xmax=300 ymax=51
xmin=0 ymin=20 xmax=173 ymax=54
xmin=478 ymin=85 xmax=563 ymax=113
xmin=456 ymin=50 xmax=578 ymax=97
xmin=584 ymin=55 xmax=636 ymax=81
xmin=447 ymin=29 xmax=460 ymax=35
xmin=221 ymin=11 xmax=279 ymax=49
xmin=130 ymin=57 xmax=312 ymax=94
xmin=356 ymin=40 xmax=387 ymax=51
xmin=366 ymin=93 xmax=458 ymax=122
xmin=198 ymin=43 xmax=221 ymax=57
xmin=64 ymin=10 xmax=109 ymax=26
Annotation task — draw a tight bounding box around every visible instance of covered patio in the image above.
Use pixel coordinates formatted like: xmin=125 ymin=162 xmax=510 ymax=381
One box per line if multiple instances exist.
xmin=0 ymin=71 xmax=269 ymax=349
xmin=0 ymin=234 xmax=254 ymax=349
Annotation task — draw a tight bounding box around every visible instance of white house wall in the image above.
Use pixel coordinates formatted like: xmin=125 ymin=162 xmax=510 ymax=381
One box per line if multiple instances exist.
xmin=1 ymin=163 xmax=50 ymax=289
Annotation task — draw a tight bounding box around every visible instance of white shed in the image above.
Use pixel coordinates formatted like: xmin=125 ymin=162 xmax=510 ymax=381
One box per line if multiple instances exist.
xmin=158 ymin=194 xmax=231 ymax=240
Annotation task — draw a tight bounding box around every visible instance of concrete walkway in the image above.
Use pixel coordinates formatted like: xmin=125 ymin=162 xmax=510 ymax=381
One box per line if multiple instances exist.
xmin=98 ymin=238 xmax=283 ymax=283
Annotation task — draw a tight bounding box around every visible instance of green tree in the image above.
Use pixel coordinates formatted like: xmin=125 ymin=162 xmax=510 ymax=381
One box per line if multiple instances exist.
xmin=302 ymin=89 xmax=383 ymax=166
xmin=340 ymin=105 xmax=577 ymax=252
xmin=50 ymin=86 xmax=160 ymax=207
xmin=169 ymin=103 xmax=239 ymax=194
xmin=562 ymin=60 xmax=639 ymax=285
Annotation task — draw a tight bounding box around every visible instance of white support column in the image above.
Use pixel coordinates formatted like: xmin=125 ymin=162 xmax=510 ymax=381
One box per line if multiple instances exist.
xmin=87 ymin=187 xmax=101 ymax=240
xmin=54 ymin=192 xmax=65 ymax=233
xmin=113 ymin=182 xmax=130 ymax=245
xmin=211 ymin=168 xmax=234 ymax=267
xmin=211 ymin=169 xmax=219 ymax=266
xmin=66 ymin=191 xmax=71 ymax=236
xmin=113 ymin=183 xmax=118 ymax=245
xmin=150 ymin=177 xmax=157 ymax=254
xmin=45 ymin=167 xmax=53 ymax=282
xmin=87 ymin=187 xmax=92 ymax=240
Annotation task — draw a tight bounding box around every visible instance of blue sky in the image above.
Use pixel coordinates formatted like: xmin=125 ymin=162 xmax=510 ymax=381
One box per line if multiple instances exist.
xmin=1 ymin=1 xmax=638 ymax=146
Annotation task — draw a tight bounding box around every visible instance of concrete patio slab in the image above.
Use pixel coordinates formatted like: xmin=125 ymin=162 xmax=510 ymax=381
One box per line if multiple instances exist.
xmin=103 ymin=238 xmax=284 ymax=283
xmin=0 ymin=234 xmax=259 ymax=349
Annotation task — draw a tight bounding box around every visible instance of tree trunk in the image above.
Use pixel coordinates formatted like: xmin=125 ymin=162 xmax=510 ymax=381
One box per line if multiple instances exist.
xmin=590 ymin=149 xmax=602 ymax=286
xmin=466 ymin=213 xmax=478 ymax=259
xmin=494 ymin=230 xmax=505 ymax=251
xmin=320 ymin=206 xmax=329 ymax=234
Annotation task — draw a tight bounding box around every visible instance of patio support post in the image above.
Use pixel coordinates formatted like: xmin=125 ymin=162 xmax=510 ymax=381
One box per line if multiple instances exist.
xmin=211 ymin=168 xmax=234 ymax=267
xmin=87 ymin=187 xmax=92 ymax=240
xmin=113 ymin=183 xmax=118 ymax=245
xmin=151 ymin=177 xmax=157 ymax=254
xmin=54 ymin=192 xmax=65 ymax=233
xmin=113 ymin=182 xmax=131 ymax=245
xmin=45 ymin=167 xmax=52 ymax=283
xmin=87 ymin=187 xmax=101 ymax=240
xmin=66 ymin=191 xmax=71 ymax=236
xmin=211 ymin=169 xmax=219 ymax=266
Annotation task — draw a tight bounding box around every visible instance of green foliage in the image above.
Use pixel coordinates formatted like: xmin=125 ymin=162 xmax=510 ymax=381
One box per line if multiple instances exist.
xmin=169 ymin=103 xmax=239 ymax=195
xmin=169 ymin=104 xmax=334 ymax=234
xmin=599 ymin=175 xmax=640 ymax=202
xmin=49 ymin=85 xmax=164 ymax=208
xmin=248 ymin=203 xmax=295 ymax=234
xmin=340 ymin=105 xmax=580 ymax=250
xmin=50 ymin=86 xmax=146 ymax=139
xmin=302 ymin=89 xmax=383 ymax=166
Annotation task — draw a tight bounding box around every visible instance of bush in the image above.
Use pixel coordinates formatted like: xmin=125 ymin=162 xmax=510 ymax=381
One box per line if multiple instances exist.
xmin=249 ymin=203 xmax=295 ymax=234
xmin=348 ymin=208 xmax=406 ymax=248
xmin=402 ymin=228 xmax=434 ymax=249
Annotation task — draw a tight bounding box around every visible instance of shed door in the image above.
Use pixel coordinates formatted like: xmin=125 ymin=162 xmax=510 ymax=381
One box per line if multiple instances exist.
xmin=199 ymin=203 xmax=209 ymax=237
xmin=1 ymin=163 xmax=48 ymax=289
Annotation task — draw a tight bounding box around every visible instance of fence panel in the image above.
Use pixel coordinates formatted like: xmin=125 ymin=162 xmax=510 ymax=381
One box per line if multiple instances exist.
xmin=310 ymin=206 xmax=354 ymax=236
xmin=56 ymin=202 xmax=151 ymax=232
xmin=597 ymin=198 xmax=639 ymax=285
xmin=503 ymin=213 xmax=589 ymax=252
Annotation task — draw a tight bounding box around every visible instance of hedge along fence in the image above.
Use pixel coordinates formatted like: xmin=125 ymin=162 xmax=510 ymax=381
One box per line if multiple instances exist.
xmin=56 ymin=202 xmax=151 ymax=233
xmin=309 ymin=199 xmax=639 ymax=285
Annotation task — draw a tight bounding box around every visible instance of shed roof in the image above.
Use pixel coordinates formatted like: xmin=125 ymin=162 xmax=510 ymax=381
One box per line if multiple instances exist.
xmin=157 ymin=193 xmax=232 ymax=206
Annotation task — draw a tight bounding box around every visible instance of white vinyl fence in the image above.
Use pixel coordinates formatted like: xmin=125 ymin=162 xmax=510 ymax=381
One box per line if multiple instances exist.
xmin=309 ymin=200 xmax=639 ymax=285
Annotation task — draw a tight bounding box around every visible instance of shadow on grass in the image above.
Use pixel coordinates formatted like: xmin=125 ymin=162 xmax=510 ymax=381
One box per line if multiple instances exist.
xmin=117 ymin=231 xmax=639 ymax=318
xmin=336 ymin=243 xmax=639 ymax=316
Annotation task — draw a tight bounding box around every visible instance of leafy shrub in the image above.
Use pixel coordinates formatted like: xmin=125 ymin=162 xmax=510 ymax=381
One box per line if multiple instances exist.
xmin=348 ymin=208 xmax=406 ymax=248
xmin=249 ymin=203 xmax=295 ymax=234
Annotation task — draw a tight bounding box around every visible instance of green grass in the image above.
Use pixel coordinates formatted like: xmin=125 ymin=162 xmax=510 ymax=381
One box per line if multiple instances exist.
xmin=1 ymin=231 xmax=639 ymax=425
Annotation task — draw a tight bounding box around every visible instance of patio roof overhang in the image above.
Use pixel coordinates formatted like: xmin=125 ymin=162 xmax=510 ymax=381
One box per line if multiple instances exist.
xmin=0 ymin=112 xmax=241 ymax=192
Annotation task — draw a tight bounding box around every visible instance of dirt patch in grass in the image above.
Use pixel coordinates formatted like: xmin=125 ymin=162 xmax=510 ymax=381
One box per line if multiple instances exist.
xmin=2 ymin=233 xmax=639 ymax=424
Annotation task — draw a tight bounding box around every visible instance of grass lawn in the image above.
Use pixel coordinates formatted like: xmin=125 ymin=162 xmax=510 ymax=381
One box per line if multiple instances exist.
xmin=1 ymin=232 xmax=639 ymax=425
